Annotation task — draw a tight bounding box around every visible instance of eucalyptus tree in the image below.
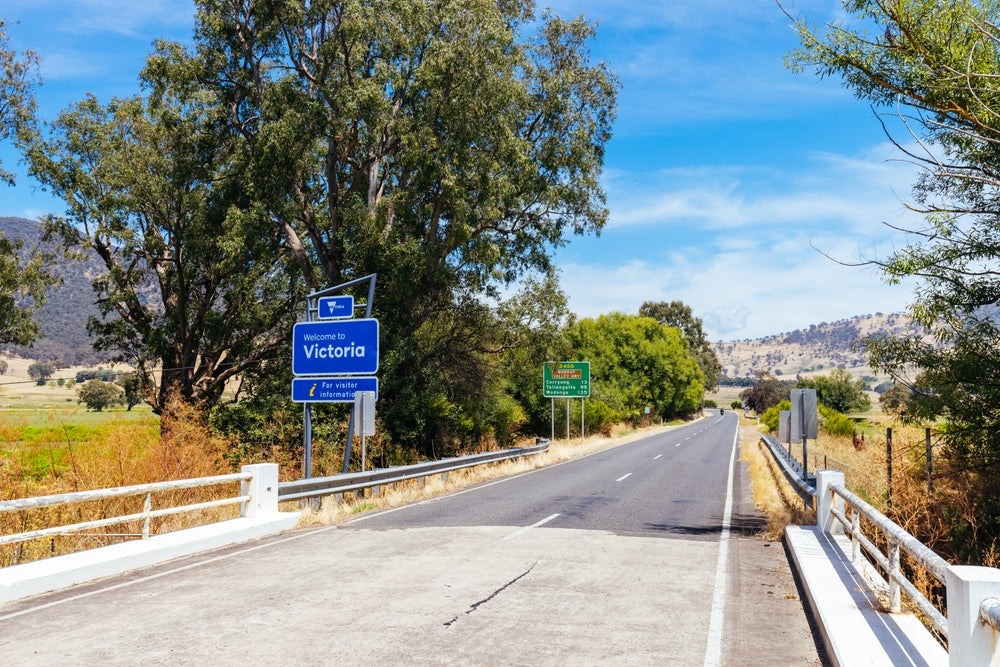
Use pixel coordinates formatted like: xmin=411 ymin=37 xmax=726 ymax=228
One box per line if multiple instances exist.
xmin=0 ymin=17 xmax=36 ymax=186
xmin=787 ymin=0 xmax=1000 ymax=468
xmin=146 ymin=0 xmax=618 ymax=453
xmin=639 ymin=300 xmax=722 ymax=391
xmin=0 ymin=17 xmax=59 ymax=347
xmin=565 ymin=313 xmax=705 ymax=425
xmin=24 ymin=90 xmax=304 ymax=415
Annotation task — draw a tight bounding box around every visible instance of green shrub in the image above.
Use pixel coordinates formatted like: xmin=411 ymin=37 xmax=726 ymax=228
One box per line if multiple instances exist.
xmin=760 ymin=399 xmax=790 ymax=433
xmin=584 ymin=400 xmax=618 ymax=437
xmin=819 ymin=405 xmax=856 ymax=437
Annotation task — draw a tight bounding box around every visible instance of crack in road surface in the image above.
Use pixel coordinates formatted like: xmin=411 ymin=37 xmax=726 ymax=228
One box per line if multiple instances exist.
xmin=443 ymin=561 xmax=539 ymax=627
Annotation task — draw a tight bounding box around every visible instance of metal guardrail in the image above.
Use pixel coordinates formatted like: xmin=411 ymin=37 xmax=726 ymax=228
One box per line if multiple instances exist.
xmin=760 ymin=434 xmax=815 ymax=504
xmin=278 ymin=438 xmax=550 ymax=503
xmin=0 ymin=472 xmax=253 ymax=547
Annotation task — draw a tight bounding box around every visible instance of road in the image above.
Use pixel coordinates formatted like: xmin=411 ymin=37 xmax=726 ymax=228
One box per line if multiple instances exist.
xmin=0 ymin=414 xmax=823 ymax=665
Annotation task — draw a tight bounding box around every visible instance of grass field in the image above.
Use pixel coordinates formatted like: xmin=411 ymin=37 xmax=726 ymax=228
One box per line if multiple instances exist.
xmin=0 ymin=355 xmax=154 ymax=428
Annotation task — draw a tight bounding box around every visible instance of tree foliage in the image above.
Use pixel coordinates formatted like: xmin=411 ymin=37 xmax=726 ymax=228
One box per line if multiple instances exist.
xmin=0 ymin=18 xmax=38 ymax=186
xmin=879 ymin=383 xmax=913 ymax=415
xmin=797 ymin=368 xmax=870 ymax=414
xmin=564 ymin=313 xmax=704 ymax=425
xmin=787 ymin=0 xmax=1000 ymax=468
xmin=740 ymin=371 xmax=790 ymax=414
xmin=639 ymin=300 xmax=722 ymax=391
xmin=25 ymin=89 xmax=304 ymax=415
xmin=0 ymin=20 xmax=60 ymax=347
xmin=26 ymin=360 xmax=53 ymax=383
xmin=146 ymin=0 xmax=618 ymax=456
xmin=76 ymin=378 xmax=126 ymax=412
xmin=117 ymin=372 xmax=151 ymax=411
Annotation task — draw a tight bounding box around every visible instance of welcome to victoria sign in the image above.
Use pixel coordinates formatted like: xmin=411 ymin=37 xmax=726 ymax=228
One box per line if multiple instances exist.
xmin=291 ymin=318 xmax=379 ymax=403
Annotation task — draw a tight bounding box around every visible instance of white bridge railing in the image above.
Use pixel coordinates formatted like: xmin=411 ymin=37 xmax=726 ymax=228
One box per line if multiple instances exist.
xmin=762 ymin=434 xmax=1000 ymax=665
xmin=0 ymin=472 xmax=253 ymax=550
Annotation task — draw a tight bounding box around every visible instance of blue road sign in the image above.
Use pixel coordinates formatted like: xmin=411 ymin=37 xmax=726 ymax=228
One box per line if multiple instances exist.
xmin=292 ymin=319 xmax=379 ymax=376
xmin=318 ymin=295 xmax=354 ymax=319
xmin=292 ymin=376 xmax=378 ymax=403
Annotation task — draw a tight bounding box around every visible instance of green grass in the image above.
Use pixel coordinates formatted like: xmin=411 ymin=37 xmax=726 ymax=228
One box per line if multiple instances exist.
xmin=0 ymin=404 xmax=157 ymax=428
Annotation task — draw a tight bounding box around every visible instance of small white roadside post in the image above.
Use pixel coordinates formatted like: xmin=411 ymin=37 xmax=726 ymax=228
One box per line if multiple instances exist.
xmin=946 ymin=565 xmax=1000 ymax=666
xmin=815 ymin=469 xmax=844 ymax=535
xmin=240 ymin=463 xmax=279 ymax=517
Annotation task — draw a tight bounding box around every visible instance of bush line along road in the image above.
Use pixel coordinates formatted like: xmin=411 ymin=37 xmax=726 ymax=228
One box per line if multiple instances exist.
xmin=0 ymin=414 xmax=822 ymax=665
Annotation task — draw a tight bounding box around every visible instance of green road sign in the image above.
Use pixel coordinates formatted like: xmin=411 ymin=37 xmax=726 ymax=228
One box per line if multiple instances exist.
xmin=543 ymin=361 xmax=590 ymax=398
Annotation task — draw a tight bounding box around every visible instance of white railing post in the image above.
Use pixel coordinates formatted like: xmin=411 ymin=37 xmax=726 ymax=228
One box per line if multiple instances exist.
xmin=888 ymin=539 xmax=901 ymax=613
xmin=142 ymin=493 xmax=152 ymax=539
xmin=240 ymin=464 xmax=279 ymax=517
xmin=946 ymin=565 xmax=1000 ymax=666
xmin=815 ymin=469 xmax=844 ymax=534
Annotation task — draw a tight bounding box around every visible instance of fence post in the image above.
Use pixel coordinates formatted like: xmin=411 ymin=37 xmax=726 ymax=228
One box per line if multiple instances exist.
xmin=815 ymin=469 xmax=845 ymax=534
xmin=240 ymin=464 xmax=279 ymax=517
xmin=946 ymin=565 xmax=1000 ymax=666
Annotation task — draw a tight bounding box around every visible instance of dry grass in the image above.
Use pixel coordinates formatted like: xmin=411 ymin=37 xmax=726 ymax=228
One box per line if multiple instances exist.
xmin=293 ymin=423 xmax=678 ymax=526
xmin=740 ymin=422 xmax=815 ymax=539
xmin=0 ymin=395 xmax=235 ymax=565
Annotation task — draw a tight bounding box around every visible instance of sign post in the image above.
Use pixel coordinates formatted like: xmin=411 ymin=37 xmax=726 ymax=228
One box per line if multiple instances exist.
xmin=791 ymin=388 xmax=818 ymax=484
xmin=295 ymin=274 xmax=378 ymax=478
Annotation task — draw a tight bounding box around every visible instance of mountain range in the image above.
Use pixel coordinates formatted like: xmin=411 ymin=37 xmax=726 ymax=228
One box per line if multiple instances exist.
xmin=1 ymin=216 xmax=109 ymax=366
xmin=712 ymin=312 xmax=919 ymax=383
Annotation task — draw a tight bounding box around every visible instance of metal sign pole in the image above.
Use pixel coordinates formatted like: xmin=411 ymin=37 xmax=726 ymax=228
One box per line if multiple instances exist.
xmin=566 ymin=398 xmax=570 ymax=440
xmin=304 ymin=404 xmax=312 ymax=478
xmin=361 ymin=395 xmax=367 ymax=472
xmin=801 ymin=391 xmax=808 ymax=480
xmin=342 ymin=408 xmax=355 ymax=474
xmin=581 ymin=398 xmax=585 ymax=440
xmin=303 ymin=294 xmax=314 ymax=479
xmin=551 ymin=398 xmax=554 ymax=441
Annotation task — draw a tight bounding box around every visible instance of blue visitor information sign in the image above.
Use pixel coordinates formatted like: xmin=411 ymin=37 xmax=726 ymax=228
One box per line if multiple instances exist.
xmin=292 ymin=319 xmax=379 ymax=376
xmin=291 ymin=376 xmax=378 ymax=403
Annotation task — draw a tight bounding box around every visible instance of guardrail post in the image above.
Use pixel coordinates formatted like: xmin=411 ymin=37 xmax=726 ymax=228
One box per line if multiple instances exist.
xmin=241 ymin=464 xmax=279 ymax=517
xmin=815 ymin=469 xmax=845 ymax=534
xmin=946 ymin=565 xmax=1000 ymax=666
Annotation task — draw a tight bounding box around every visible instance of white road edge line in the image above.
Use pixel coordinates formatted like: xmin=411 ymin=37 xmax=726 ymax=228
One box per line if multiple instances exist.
xmin=499 ymin=513 xmax=560 ymax=542
xmin=615 ymin=473 xmax=632 ymax=482
xmin=703 ymin=424 xmax=738 ymax=667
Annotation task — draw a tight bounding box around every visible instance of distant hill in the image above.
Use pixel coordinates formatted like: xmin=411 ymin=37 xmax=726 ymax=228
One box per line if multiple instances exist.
xmin=0 ymin=216 xmax=111 ymax=366
xmin=713 ymin=313 xmax=921 ymax=382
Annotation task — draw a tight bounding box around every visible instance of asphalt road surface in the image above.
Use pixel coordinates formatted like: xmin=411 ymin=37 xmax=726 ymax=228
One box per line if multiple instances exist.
xmin=0 ymin=414 xmax=824 ymax=665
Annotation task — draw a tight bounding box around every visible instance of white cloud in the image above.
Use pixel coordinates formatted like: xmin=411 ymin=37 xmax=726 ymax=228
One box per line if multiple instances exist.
xmin=557 ymin=141 xmax=925 ymax=340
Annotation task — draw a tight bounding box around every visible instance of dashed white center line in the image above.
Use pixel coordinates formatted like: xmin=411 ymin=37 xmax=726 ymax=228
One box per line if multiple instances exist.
xmin=653 ymin=454 xmax=663 ymax=460
xmin=616 ymin=473 xmax=632 ymax=482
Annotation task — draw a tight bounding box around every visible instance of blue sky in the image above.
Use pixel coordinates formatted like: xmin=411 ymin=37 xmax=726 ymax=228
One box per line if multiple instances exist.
xmin=0 ymin=1 xmax=923 ymax=340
